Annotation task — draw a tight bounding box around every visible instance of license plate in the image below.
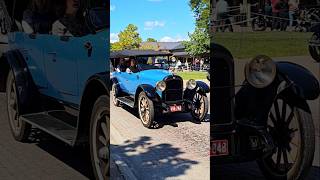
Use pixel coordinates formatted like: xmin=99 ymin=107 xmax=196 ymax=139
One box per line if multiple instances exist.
xmin=211 ymin=140 xmax=229 ymax=156
xmin=170 ymin=105 xmax=182 ymax=112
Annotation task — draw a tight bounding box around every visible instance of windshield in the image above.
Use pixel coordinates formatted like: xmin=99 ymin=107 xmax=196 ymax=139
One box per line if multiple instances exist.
xmin=138 ymin=64 xmax=161 ymax=71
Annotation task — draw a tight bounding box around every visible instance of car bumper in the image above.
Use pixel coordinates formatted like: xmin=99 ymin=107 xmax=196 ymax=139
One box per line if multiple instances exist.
xmin=160 ymin=99 xmax=194 ymax=114
xmin=211 ymin=123 xmax=264 ymax=164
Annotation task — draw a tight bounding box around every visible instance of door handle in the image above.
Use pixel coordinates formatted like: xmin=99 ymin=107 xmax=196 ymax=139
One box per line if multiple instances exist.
xmin=84 ymin=42 xmax=93 ymax=57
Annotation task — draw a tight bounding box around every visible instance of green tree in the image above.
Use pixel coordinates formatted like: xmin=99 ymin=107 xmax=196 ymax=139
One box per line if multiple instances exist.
xmin=111 ymin=42 xmax=122 ymax=51
xmin=183 ymin=28 xmax=209 ymax=57
xmin=118 ymin=24 xmax=142 ymax=50
xmin=146 ymin=38 xmax=157 ymax=42
xmin=189 ymin=0 xmax=210 ymax=32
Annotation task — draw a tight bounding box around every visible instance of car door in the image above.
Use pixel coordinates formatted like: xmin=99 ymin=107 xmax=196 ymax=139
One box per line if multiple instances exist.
xmin=75 ymin=31 xmax=108 ymax=99
xmin=43 ymin=35 xmax=78 ymax=103
xmin=124 ymin=71 xmax=140 ymax=95
xmin=21 ymin=33 xmax=48 ymax=90
xmin=115 ymin=71 xmax=130 ymax=94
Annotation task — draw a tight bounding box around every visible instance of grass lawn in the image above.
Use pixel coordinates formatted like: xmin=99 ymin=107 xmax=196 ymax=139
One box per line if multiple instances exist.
xmin=176 ymin=71 xmax=207 ymax=80
xmin=214 ymin=31 xmax=312 ymax=59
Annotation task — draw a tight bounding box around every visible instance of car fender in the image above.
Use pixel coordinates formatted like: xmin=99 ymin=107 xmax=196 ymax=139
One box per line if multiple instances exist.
xmin=3 ymin=49 xmax=40 ymax=114
xmin=234 ymin=61 xmax=320 ymax=125
xmin=277 ymin=62 xmax=320 ymax=100
xmin=135 ymin=84 xmax=160 ymax=103
xmin=110 ymin=77 xmax=121 ymax=97
xmin=76 ymin=72 xmax=109 ymax=144
xmin=184 ymin=81 xmax=210 ymax=100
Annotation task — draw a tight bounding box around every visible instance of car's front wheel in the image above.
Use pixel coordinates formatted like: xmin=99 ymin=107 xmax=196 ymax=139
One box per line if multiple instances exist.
xmin=138 ymin=92 xmax=155 ymax=128
xmin=257 ymin=97 xmax=314 ymax=180
xmin=6 ymin=70 xmax=31 ymax=142
xmin=191 ymin=92 xmax=208 ymax=121
xmin=90 ymin=95 xmax=109 ymax=180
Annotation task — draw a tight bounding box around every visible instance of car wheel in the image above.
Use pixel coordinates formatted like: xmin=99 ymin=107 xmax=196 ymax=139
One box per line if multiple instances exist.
xmin=257 ymin=97 xmax=315 ymax=180
xmin=6 ymin=70 xmax=31 ymax=142
xmin=309 ymin=33 xmax=320 ymax=63
xmin=90 ymin=95 xmax=109 ymax=180
xmin=191 ymin=92 xmax=208 ymax=121
xmin=138 ymin=92 xmax=155 ymax=128
xmin=111 ymin=84 xmax=120 ymax=106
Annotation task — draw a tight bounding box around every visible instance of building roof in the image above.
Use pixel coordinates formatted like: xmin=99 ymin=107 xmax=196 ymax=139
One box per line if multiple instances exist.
xmin=110 ymin=49 xmax=172 ymax=58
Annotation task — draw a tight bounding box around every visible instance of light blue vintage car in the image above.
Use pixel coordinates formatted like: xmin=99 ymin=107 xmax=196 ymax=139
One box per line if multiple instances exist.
xmin=0 ymin=0 xmax=108 ymax=179
xmin=111 ymin=50 xmax=209 ymax=128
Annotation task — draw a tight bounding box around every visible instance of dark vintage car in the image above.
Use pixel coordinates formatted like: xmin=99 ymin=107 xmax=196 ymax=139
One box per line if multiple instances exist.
xmin=0 ymin=0 xmax=109 ymax=179
xmin=211 ymin=43 xmax=320 ymax=179
xmin=110 ymin=50 xmax=210 ymax=128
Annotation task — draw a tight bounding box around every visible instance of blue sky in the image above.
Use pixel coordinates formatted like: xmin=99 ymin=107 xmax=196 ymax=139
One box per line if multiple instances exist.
xmin=110 ymin=0 xmax=196 ymax=43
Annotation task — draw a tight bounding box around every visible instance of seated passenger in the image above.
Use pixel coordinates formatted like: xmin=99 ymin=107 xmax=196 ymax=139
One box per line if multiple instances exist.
xmin=22 ymin=0 xmax=56 ymax=34
xmin=126 ymin=58 xmax=139 ymax=73
xmin=52 ymin=0 xmax=90 ymax=37
xmin=116 ymin=59 xmax=127 ymax=72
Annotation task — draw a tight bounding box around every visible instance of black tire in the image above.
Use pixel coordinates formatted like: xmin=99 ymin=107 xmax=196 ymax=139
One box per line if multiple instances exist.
xmin=191 ymin=92 xmax=209 ymax=121
xmin=6 ymin=70 xmax=31 ymax=142
xmin=90 ymin=95 xmax=109 ymax=180
xmin=138 ymin=92 xmax=155 ymax=128
xmin=309 ymin=33 xmax=320 ymax=63
xmin=257 ymin=97 xmax=315 ymax=180
xmin=111 ymin=84 xmax=120 ymax=106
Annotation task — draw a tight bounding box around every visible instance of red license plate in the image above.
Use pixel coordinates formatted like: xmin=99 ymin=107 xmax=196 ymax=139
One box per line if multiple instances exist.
xmin=170 ymin=105 xmax=182 ymax=112
xmin=211 ymin=140 xmax=229 ymax=156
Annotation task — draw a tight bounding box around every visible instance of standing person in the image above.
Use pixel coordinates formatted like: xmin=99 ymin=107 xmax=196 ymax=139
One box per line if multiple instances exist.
xmin=200 ymin=58 xmax=204 ymax=71
xmin=216 ymin=0 xmax=229 ymax=32
xmin=265 ymin=0 xmax=273 ymax=16
xmin=288 ymin=0 xmax=298 ymax=28
xmin=271 ymin=0 xmax=280 ymax=30
xmin=278 ymin=0 xmax=289 ymax=31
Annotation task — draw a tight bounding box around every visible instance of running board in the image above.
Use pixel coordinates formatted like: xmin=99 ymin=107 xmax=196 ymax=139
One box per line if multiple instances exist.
xmin=117 ymin=96 xmax=135 ymax=108
xmin=20 ymin=113 xmax=77 ymax=146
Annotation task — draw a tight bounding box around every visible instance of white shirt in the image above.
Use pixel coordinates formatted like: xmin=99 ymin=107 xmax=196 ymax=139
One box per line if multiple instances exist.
xmin=216 ymin=0 xmax=229 ymax=14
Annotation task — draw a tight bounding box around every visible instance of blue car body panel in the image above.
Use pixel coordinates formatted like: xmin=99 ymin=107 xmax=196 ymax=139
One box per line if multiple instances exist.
xmin=7 ymin=30 xmax=108 ymax=106
xmin=113 ymin=69 xmax=172 ymax=97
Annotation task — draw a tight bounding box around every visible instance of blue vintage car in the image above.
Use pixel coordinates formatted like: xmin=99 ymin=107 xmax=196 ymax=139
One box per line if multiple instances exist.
xmin=110 ymin=50 xmax=209 ymax=128
xmin=0 ymin=0 xmax=108 ymax=179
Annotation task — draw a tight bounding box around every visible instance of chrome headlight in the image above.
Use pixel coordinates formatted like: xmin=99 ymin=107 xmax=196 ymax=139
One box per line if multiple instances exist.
xmin=245 ymin=55 xmax=277 ymax=88
xmin=186 ymin=79 xmax=197 ymax=90
xmin=156 ymin=81 xmax=166 ymax=91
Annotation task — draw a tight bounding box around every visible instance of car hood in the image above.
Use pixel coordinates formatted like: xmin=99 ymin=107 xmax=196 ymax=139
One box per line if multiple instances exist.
xmin=139 ymin=69 xmax=173 ymax=84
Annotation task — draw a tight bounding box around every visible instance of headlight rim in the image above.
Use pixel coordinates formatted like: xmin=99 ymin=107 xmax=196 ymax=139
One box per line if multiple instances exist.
xmin=156 ymin=80 xmax=166 ymax=91
xmin=245 ymin=55 xmax=277 ymax=88
xmin=186 ymin=79 xmax=197 ymax=90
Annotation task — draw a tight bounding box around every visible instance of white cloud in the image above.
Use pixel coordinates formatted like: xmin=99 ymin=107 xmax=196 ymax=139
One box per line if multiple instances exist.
xmin=110 ymin=33 xmax=119 ymax=43
xmin=110 ymin=5 xmax=116 ymax=11
xmin=144 ymin=20 xmax=165 ymax=30
xmin=160 ymin=35 xmax=189 ymax=42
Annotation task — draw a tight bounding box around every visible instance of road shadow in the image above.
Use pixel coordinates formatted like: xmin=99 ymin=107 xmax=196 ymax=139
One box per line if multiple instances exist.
xmin=120 ymin=104 xmax=210 ymax=129
xmin=26 ymin=128 xmax=94 ymax=179
xmin=111 ymin=136 xmax=198 ymax=179
xmin=213 ymin=162 xmax=320 ymax=180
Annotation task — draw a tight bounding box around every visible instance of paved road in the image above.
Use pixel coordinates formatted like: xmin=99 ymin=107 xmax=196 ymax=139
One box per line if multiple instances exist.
xmin=110 ymin=85 xmax=211 ymax=180
xmin=213 ymin=56 xmax=320 ymax=179
xmin=0 ymin=93 xmax=94 ymax=180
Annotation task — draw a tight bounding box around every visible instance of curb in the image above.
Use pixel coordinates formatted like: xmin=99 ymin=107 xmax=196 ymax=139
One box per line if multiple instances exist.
xmin=111 ymin=153 xmax=138 ymax=180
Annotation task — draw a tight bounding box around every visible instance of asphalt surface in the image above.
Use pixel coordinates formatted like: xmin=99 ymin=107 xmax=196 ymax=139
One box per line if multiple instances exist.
xmin=110 ymin=82 xmax=211 ymax=180
xmin=213 ymin=56 xmax=320 ymax=180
